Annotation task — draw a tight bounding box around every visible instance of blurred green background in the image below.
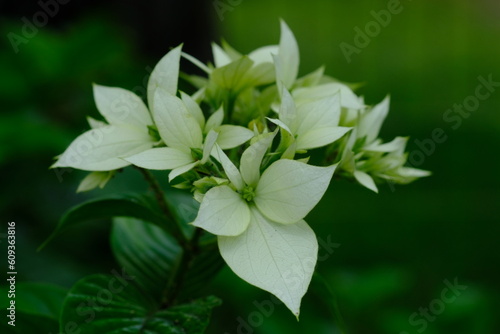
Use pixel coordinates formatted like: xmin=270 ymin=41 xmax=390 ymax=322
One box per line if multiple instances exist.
xmin=1 ymin=0 xmax=499 ymax=333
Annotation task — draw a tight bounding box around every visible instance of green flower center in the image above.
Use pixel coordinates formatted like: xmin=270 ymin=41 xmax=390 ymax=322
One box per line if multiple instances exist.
xmin=241 ymin=186 xmax=256 ymax=202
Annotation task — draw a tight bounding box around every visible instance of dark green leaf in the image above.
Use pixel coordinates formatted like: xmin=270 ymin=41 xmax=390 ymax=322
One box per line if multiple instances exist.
xmin=61 ymin=274 xmax=221 ymax=334
xmin=40 ymin=193 xmax=167 ymax=250
xmin=111 ymin=217 xmax=225 ymax=303
xmin=164 ymin=188 xmax=200 ymax=237
xmin=111 ymin=217 xmax=180 ymax=301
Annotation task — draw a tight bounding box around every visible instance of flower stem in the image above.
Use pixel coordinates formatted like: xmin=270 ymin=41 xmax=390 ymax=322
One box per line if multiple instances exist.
xmin=161 ymin=228 xmax=203 ymax=307
xmin=135 ymin=167 xmax=189 ymax=248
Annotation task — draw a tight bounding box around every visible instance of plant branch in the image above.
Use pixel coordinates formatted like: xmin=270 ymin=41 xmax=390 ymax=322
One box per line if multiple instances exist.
xmin=135 ymin=167 xmax=188 ymax=248
xmin=161 ymin=228 xmax=204 ymax=307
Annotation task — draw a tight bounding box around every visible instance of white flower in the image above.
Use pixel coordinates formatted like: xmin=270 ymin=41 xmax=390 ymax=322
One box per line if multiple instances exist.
xmin=124 ymin=89 xmax=254 ymax=181
xmin=269 ymin=87 xmax=351 ymax=152
xmin=52 ymin=45 xmax=184 ymax=172
xmin=192 ymin=134 xmax=337 ymax=316
xmin=52 ymin=84 xmax=156 ymax=171
xmin=341 ymin=96 xmax=430 ymax=192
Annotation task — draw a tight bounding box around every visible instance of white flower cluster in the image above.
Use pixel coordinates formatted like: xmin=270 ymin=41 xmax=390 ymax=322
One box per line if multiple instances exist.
xmin=53 ymin=21 xmax=429 ymax=316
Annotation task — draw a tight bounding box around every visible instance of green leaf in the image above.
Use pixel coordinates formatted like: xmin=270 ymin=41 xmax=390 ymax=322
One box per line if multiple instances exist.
xmin=111 ymin=217 xmax=225 ymax=303
xmin=0 ymin=282 xmax=67 ymax=319
xmin=61 ymin=274 xmax=221 ymax=333
xmin=310 ymin=273 xmax=348 ymax=334
xmin=111 ymin=217 xmax=180 ymax=301
xmin=39 ymin=193 xmax=167 ymax=250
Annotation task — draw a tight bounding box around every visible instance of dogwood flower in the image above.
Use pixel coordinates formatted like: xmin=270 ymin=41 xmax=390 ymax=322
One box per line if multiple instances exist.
xmin=192 ymin=134 xmax=337 ymax=316
xmin=52 ymin=45 xmax=184 ymax=172
xmin=52 ymin=84 xmax=156 ymax=171
xmin=269 ymin=87 xmax=351 ymax=154
xmin=124 ymin=89 xmax=253 ymax=181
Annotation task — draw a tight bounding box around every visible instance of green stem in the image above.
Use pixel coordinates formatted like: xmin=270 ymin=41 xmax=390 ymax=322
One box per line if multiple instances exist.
xmin=136 ymin=167 xmax=188 ymax=248
xmin=313 ymin=272 xmax=349 ymax=334
xmin=161 ymin=228 xmax=204 ymax=307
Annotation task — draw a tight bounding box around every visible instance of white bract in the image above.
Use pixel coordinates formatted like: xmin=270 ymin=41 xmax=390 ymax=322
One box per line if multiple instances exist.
xmin=192 ymin=135 xmax=337 ymax=316
xmin=53 ymin=45 xmax=184 ymax=172
xmin=54 ymin=19 xmax=431 ymax=319
xmin=124 ymin=89 xmax=253 ymax=181
xmin=340 ymin=97 xmax=431 ymax=192
xmin=52 ymin=84 xmax=156 ymax=171
xmin=269 ymin=87 xmax=352 ymax=152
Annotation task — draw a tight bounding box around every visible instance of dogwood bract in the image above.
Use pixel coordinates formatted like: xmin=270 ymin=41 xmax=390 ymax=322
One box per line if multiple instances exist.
xmin=53 ymin=19 xmax=430 ymax=318
xmin=192 ymin=135 xmax=336 ymax=315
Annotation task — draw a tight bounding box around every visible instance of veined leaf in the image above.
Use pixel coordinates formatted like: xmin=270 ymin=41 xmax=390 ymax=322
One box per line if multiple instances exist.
xmin=60 ymin=274 xmax=221 ymax=334
xmin=39 ymin=193 xmax=167 ymax=250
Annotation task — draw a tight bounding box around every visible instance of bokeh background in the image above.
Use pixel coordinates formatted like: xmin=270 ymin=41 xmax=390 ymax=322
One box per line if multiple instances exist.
xmin=1 ymin=0 xmax=499 ymax=333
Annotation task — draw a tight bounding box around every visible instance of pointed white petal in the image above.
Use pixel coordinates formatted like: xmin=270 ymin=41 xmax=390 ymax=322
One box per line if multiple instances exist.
xmin=358 ymin=96 xmax=390 ymax=143
xmin=398 ymin=167 xmax=432 ymax=178
xmin=87 ymin=116 xmax=107 ymax=129
xmin=296 ymin=126 xmax=351 ymax=151
xmin=76 ymin=171 xmax=112 ymax=193
xmin=293 ymin=83 xmax=364 ymax=110
xmin=221 ymin=40 xmax=243 ymax=60
xmin=364 ymin=136 xmax=406 ymax=153
xmin=211 ymin=144 xmax=244 ymax=191
xmin=180 ymin=91 xmax=205 ymax=129
xmin=255 ymin=160 xmax=336 ymax=224
xmin=218 ymin=208 xmax=317 ymax=316
xmin=202 ymin=130 xmax=219 ymax=164
xmin=248 ymin=45 xmax=279 ymax=65
xmin=168 ymin=161 xmax=198 ymax=182
xmin=294 ymin=66 xmax=325 ymax=88
xmin=216 ymin=125 xmax=254 ymax=149
xmin=192 ymin=185 xmax=250 ymax=236
xmin=52 ymin=126 xmax=152 ymax=171
xmin=181 ymin=52 xmax=211 ymax=74
xmin=240 ymin=132 xmax=276 ymax=187
xmin=267 ymin=118 xmax=292 ymax=135
xmin=153 ymin=89 xmax=203 ymax=149
xmin=124 ymin=147 xmax=193 ymax=170
xmin=212 ymin=43 xmax=232 ymax=68
xmin=93 ymin=84 xmax=152 ymax=128
xmin=279 ymin=87 xmax=298 ymax=131
xmin=147 ymin=44 xmax=182 ymax=108
xmin=295 ymin=94 xmax=341 ymax=136
xmin=277 ymin=20 xmax=299 ymax=89
xmin=205 ymin=106 xmax=224 ymax=132
xmin=354 ymin=170 xmax=378 ymax=193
